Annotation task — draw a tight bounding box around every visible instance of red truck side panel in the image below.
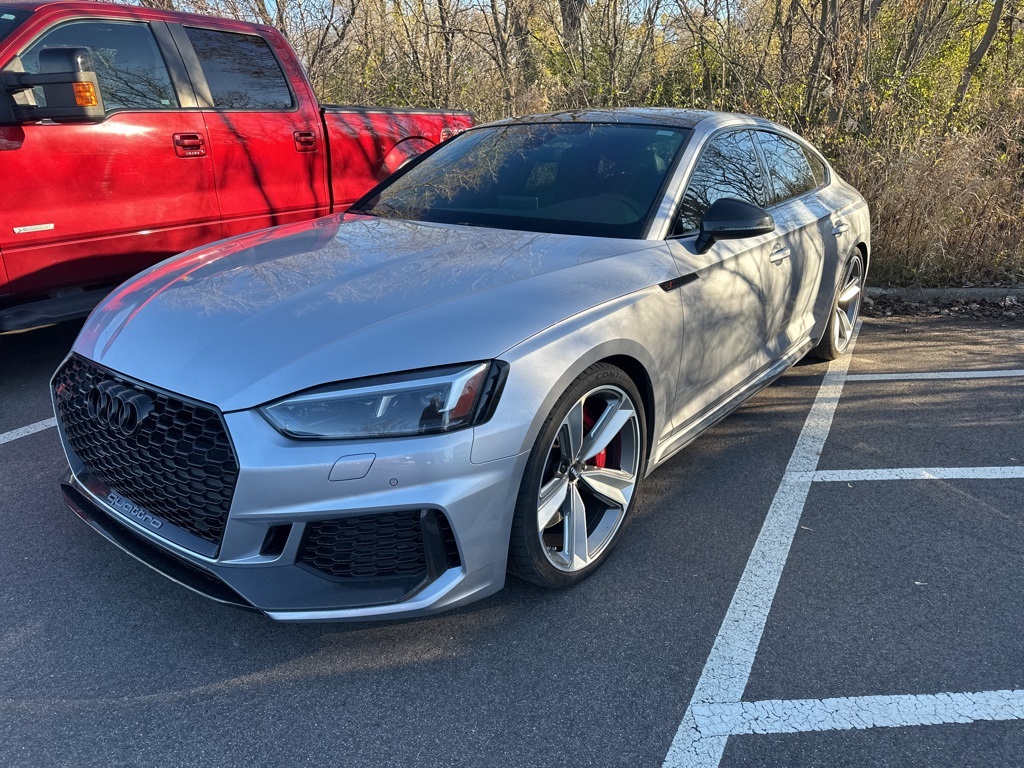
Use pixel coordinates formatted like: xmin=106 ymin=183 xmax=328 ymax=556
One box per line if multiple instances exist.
xmin=0 ymin=112 xmax=222 ymax=297
xmin=0 ymin=6 xmax=225 ymax=299
xmin=0 ymin=1 xmax=473 ymax=326
xmin=201 ymin=110 xmax=329 ymax=238
xmin=178 ymin=21 xmax=330 ymax=238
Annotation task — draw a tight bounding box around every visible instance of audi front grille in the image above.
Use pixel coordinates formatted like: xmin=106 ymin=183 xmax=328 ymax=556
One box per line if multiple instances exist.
xmin=53 ymin=355 xmax=239 ymax=552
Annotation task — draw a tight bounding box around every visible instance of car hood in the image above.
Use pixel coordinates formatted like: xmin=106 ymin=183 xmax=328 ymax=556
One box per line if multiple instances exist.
xmin=74 ymin=215 xmax=673 ymax=410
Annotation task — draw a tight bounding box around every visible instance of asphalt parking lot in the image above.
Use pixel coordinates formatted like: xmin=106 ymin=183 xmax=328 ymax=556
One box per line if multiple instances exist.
xmin=1 ymin=316 xmax=1022 ymax=767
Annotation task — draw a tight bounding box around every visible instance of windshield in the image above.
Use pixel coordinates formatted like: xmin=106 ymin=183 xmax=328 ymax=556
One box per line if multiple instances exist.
xmin=353 ymin=122 xmax=690 ymax=239
xmin=0 ymin=8 xmax=30 ymax=45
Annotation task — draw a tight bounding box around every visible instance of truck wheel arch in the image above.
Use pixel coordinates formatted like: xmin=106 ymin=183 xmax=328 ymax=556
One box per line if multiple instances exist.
xmin=381 ymin=137 xmax=435 ymax=177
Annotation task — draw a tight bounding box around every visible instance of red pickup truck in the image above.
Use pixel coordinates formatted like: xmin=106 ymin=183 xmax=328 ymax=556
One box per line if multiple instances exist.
xmin=0 ymin=1 xmax=472 ymax=331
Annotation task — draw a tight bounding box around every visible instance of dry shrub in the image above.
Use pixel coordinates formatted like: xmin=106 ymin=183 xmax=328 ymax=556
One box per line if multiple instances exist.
xmin=834 ymin=111 xmax=1024 ymax=287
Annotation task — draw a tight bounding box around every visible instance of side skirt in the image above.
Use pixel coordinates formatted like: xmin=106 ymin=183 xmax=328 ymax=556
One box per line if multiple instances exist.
xmin=648 ymin=338 xmax=814 ymax=472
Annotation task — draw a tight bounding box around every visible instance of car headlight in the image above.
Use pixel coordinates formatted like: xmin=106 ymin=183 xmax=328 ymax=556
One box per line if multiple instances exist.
xmin=259 ymin=361 xmax=508 ymax=440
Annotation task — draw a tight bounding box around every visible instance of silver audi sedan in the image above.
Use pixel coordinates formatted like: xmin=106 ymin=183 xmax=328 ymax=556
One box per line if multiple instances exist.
xmin=52 ymin=108 xmax=870 ymax=621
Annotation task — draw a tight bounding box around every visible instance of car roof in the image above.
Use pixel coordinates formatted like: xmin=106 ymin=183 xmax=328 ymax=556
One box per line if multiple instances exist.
xmin=486 ymin=108 xmax=780 ymax=132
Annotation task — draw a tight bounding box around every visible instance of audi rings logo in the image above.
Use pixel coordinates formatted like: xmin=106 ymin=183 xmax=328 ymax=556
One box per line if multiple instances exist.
xmin=86 ymin=380 xmax=154 ymax=436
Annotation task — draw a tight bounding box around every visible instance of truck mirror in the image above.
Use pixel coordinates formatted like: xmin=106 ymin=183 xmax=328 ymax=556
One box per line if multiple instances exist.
xmin=38 ymin=46 xmax=95 ymax=74
xmin=1 ymin=46 xmax=105 ymax=125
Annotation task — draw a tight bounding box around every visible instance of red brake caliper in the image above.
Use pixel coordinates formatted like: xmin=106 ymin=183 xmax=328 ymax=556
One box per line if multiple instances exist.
xmin=583 ymin=410 xmax=607 ymax=468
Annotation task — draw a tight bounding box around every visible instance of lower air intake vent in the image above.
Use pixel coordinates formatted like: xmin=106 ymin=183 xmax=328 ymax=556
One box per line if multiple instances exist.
xmin=298 ymin=509 xmax=460 ymax=580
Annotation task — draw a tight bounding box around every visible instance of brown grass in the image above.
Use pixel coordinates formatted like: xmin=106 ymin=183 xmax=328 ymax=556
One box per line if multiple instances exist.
xmin=835 ymin=112 xmax=1024 ymax=287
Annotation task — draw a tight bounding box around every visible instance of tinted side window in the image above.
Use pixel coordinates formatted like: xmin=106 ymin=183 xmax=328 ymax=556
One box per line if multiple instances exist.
xmin=804 ymin=147 xmax=827 ymax=187
xmin=185 ymin=28 xmax=292 ymax=110
xmin=756 ymin=131 xmax=816 ymax=205
xmin=677 ymin=130 xmax=767 ymax=233
xmin=19 ymin=20 xmax=178 ymax=111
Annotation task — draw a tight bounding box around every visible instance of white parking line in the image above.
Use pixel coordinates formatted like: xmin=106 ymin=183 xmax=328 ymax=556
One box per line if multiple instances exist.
xmin=664 ymin=321 xmax=1024 ymax=767
xmin=846 ymin=369 xmax=1024 ymax=381
xmin=689 ymin=689 xmax=1024 ymax=736
xmin=813 ymin=467 xmax=1024 ymax=482
xmin=662 ymin=322 xmax=863 ymax=768
xmin=0 ymin=418 xmax=56 ymax=446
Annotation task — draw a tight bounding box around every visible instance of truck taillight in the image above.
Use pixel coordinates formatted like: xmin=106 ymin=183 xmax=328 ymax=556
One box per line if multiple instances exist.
xmin=73 ymin=82 xmax=99 ymax=108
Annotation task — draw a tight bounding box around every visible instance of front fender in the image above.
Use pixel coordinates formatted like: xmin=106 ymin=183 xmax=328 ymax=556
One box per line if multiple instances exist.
xmin=470 ymin=285 xmax=677 ymax=467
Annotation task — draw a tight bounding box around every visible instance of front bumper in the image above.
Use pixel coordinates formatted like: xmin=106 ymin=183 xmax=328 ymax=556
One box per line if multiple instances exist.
xmin=58 ymin=410 xmax=528 ymax=621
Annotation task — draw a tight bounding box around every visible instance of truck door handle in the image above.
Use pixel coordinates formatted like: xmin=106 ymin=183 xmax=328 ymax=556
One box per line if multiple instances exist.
xmin=832 ymin=220 xmax=849 ymax=236
xmin=769 ymin=246 xmax=791 ymax=264
xmin=294 ymin=130 xmax=317 ymax=152
xmin=173 ymin=132 xmax=206 ymax=158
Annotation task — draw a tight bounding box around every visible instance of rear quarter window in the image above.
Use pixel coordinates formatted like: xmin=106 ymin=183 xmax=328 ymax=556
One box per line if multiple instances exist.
xmin=803 ymin=147 xmax=827 ymax=187
xmin=755 ymin=131 xmax=817 ymax=205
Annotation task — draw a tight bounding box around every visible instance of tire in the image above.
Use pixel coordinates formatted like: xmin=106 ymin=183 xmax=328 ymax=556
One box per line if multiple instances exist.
xmin=811 ymin=251 xmax=865 ymax=361
xmin=508 ymin=363 xmax=648 ymax=588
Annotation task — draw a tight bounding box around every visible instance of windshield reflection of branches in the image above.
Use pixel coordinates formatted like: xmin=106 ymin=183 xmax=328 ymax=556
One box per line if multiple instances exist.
xmin=366 ymin=125 xmax=536 ymax=219
xmin=360 ymin=122 xmax=684 ymax=239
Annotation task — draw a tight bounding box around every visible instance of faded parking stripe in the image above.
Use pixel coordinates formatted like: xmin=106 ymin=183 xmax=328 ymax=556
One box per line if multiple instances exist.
xmin=689 ymin=689 xmax=1024 ymax=736
xmin=663 ymin=322 xmax=864 ymax=768
xmin=813 ymin=467 xmax=1024 ymax=482
xmin=846 ymin=369 xmax=1024 ymax=381
xmin=0 ymin=418 xmax=56 ymax=446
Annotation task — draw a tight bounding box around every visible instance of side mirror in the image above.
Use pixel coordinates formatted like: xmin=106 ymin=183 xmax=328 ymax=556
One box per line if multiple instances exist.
xmin=1 ymin=47 xmax=105 ymax=125
xmin=694 ymin=197 xmax=775 ymax=254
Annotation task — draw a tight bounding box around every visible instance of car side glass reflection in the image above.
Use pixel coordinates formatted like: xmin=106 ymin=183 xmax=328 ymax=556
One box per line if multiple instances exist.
xmin=678 ymin=130 xmax=767 ymax=232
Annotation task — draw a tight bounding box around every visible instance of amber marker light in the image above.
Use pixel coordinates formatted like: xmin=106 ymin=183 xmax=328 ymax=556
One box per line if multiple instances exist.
xmin=73 ymin=82 xmax=99 ymax=107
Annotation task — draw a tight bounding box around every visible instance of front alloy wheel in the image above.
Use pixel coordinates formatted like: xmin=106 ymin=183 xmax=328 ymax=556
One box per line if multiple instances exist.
xmin=509 ymin=364 xmax=646 ymax=587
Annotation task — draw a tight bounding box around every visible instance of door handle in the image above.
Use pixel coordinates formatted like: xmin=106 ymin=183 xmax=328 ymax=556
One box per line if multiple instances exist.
xmin=769 ymin=246 xmax=791 ymax=264
xmin=173 ymin=132 xmax=206 ymax=158
xmin=832 ymin=220 xmax=849 ymax=236
xmin=294 ymin=130 xmax=318 ymax=152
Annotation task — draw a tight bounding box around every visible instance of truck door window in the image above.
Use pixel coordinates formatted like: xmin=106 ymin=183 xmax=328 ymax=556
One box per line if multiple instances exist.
xmin=17 ymin=20 xmax=179 ymax=110
xmin=1 ymin=9 xmax=32 ymax=44
xmin=184 ymin=28 xmax=292 ymax=110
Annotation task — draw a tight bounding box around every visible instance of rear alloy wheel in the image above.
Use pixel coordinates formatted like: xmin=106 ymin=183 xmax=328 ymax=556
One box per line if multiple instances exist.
xmin=509 ymin=364 xmax=646 ymax=587
xmin=812 ymin=252 xmax=864 ymax=360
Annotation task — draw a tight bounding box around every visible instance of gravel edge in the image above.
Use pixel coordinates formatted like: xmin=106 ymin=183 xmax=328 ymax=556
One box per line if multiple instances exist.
xmin=864 ymin=287 xmax=1024 ymax=322
xmin=866 ymin=287 xmax=1024 ymax=302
